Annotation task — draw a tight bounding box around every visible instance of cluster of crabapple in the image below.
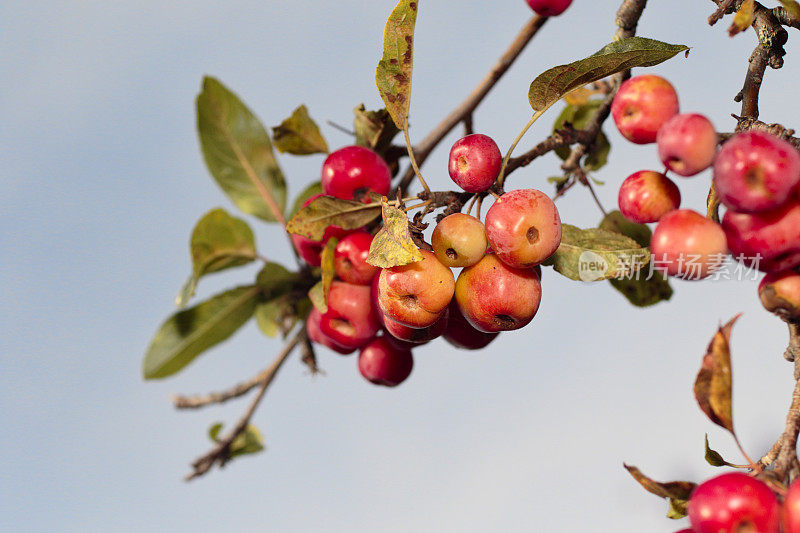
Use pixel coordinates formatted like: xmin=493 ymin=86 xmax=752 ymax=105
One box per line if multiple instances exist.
xmin=299 ymin=132 xmax=563 ymax=387
xmin=612 ymin=75 xmax=800 ymax=532
xmin=611 ymin=74 xmax=800 ymax=284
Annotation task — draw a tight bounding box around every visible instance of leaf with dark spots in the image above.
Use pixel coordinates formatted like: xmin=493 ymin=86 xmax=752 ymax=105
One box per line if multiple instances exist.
xmin=271 ymin=104 xmax=329 ymax=155
xmin=367 ymin=199 xmax=423 ymax=268
xmin=528 ymin=37 xmax=689 ymax=113
xmin=375 ymin=0 xmax=418 ymax=129
xmin=286 ymin=196 xmax=381 ymax=241
xmin=694 ymin=315 xmax=740 ymax=433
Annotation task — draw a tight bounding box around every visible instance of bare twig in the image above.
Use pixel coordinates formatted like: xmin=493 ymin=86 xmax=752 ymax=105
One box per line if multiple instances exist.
xmin=184 ymin=327 xmax=306 ymax=481
xmin=728 ymin=116 xmax=800 ymax=147
xmin=785 ymin=322 xmax=800 ymax=363
xmin=773 ymin=6 xmax=800 ymax=29
xmin=504 ymin=125 xmax=595 ymax=175
xmin=397 ymin=15 xmax=548 ymax=194
xmin=770 ymin=376 xmax=800 ymax=479
xmin=708 ymin=0 xmax=738 ymax=26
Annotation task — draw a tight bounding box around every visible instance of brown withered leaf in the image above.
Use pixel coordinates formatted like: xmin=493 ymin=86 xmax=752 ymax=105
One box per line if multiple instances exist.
xmin=367 ymin=199 xmax=423 ymax=268
xmin=694 ymin=315 xmax=740 ymax=433
xmin=271 ymin=104 xmax=328 ymax=155
xmin=624 ymin=464 xmax=696 ymax=500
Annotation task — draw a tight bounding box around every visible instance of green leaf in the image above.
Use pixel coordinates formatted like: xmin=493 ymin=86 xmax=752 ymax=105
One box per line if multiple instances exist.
xmin=143 ymin=286 xmax=259 ymax=379
xmin=308 ymin=280 xmax=327 ymax=313
xmin=176 ymin=208 xmax=257 ymax=307
xmin=287 ymin=196 xmax=381 ymax=241
xmin=208 ymin=423 xmax=265 ymax=458
xmin=624 ymin=464 xmax=696 ymax=520
xmin=290 ymin=182 xmax=323 ymax=218
xmin=704 ymin=434 xmax=737 ymax=467
xmin=375 ymin=0 xmax=418 ymax=130
xmin=780 ymin=0 xmax=800 ymax=18
xmin=230 ymin=425 xmax=265 ymax=457
xmin=255 ymin=295 xmax=292 ymax=338
xmin=208 ymin=422 xmax=223 ymax=441
xmin=197 ymin=76 xmax=287 ymax=222
xmin=256 ymin=262 xmax=300 ymax=298
xmin=694 ymin=315 xmax=740 ymax=434
xmin=321 ymin=238 xmax=338 ymax=302
xmin=552 ymin=100 xmax=610 ymax=171
xmin=271 ymin=104 xmax=329 ymax=155
xmin=367 ymin=200 xmax=423 ymax=268
xmin=528 ymin=37 xmax=689 ymax=113
xmin=600 ymin=211 xmax=673 ymax=307
xmin=353 ymin=104 xmax=401 ymax=153
xmin=598 ymin=210 xmax=651 ymax=248
xmin=253 ymin=262 xmax=304 ymax=338
xmin=546 ymin=224 xmax=650 ymax=282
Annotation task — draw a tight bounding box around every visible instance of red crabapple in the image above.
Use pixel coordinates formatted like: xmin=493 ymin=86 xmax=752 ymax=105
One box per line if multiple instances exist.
xmin=618 ymin=170 xmax=681 ymax=223
xmin=688 ymin=472 xmax=780 ymax=533
xmin=448 ymin=134 xmax=502 ymax=193
xmin=442 ymin=300 xmax=499 ymax=350
xmin=783 ymin=478 xmax=800 ymax=533
xmin=713 ymin=130 xmax=800 ymax=213
xmin=611 ymin=75 xmax=679 ymax=144
xmin=319 ymin=281 xmax=379 ymax=350
xmin=334 ymin=231 xmax=380 ymax=285
xmin=650 ymin=209 xmax=727 ymax=280
xmin=321 ymin=145 xmax=391 ymax=202
xmin=657 ymin=113 xmax=718 ymax=177
xmin=525 ymin=0 xmax=573 ymax=17
xmin=358 ymin=337 xmax=413 ymax=387
xmin=722 ymin=199 xmax=800 ymax=273
xmin=431 ymin=213 xmax=488 ymax=268
xmin=306 ymin=308 xmax=355 ymax=355
xmin=484 ymin=188 xmax=562 ymax=268
xmin=759 ymin=270 xmax=800 ymax=320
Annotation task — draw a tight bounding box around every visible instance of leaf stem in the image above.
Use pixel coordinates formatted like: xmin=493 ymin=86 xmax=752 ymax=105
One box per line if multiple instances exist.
xmin=402 ymin=126 xmax=430 ymax=194
xmin=498 ymin=108 xmax=547 ymax=187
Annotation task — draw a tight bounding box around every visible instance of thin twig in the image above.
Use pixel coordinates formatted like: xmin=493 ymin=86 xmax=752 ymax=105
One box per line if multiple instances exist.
xmin=326 ymin=120 xmax=356 ymax=137
xmin=397 ymin=15 xmax=548 ymax=194
xmin=184 ymin=327 xmax=306 ymax=481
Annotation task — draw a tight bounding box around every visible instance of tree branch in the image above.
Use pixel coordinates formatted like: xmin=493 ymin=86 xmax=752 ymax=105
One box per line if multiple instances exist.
xmin=397 ymin=15 xmax=548 ymax=194
xmin=184 ymin=326 xmax=306 ymax=481
xmin=773 ymin=6 xmax=800 ymax=30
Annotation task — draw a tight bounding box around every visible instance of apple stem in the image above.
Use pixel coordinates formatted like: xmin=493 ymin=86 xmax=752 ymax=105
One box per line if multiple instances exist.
xmin=475 ymin=196 xmax=484 ymax=220
xmin=464 ymin=194 xmax=478 ymax=216
xmin=498 ymin=109 xmax=545 ymax=187
xmin=402 ymin=126 xmax=431 ymax=194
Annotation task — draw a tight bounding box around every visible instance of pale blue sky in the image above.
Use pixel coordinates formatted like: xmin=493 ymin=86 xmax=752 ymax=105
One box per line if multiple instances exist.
xmin=2 ymin=1 xmax=799 ymax=531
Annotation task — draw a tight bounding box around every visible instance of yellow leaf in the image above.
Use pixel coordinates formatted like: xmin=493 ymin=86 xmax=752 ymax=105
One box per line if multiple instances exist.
xmin=366 ymin=199 xmax=423 ymax=268
xmin=729 ymin=0 xmax=754 ymax=37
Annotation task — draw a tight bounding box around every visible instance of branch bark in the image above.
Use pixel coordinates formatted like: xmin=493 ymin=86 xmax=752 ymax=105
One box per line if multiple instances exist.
xmin=184 ymin=326 xmax=306 ymax=481
xmin=396 ymin=15 xmax=548 ymax=194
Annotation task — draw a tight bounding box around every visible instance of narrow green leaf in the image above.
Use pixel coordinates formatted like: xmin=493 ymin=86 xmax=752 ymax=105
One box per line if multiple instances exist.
xmin=367 ymin=200 xmax=423 ymax=268
xmin=176 ymin=208 xmax=257 ymax=307
xmin=780 ymin=0 xmax=800 ymax=18
xmin=321 ymin=238 xmax=338 ymax=302
xmin=694 ymin=315 xmax=740 ymax=434
xmin=309 ymin=281 xmax=327 ymax=313
xmin=704 ymin=434 xmax=737 ymax=467
xmin=287 ymin=196 xmax=380 ymax=241
xmin=271 ymin=104 xmax=329 ymax=155
xmin=375 ymin=0 xmax=418 ymax=129
xmin=546 ymin=224 xmax=650 ymax=282
xmin=290 ymin=182 xmax=323 ymax=218
xmin=528 ymin=37 xmax=689 ymax=112
xmin=197 ymin=76 xmax=287 ymax=222
xmin=143 ymin=286 xmax=259 ymax=379
xmin=353 ymin=104 xmax=401 ymax=153
xmin=208 ymin=422 xmax=223 ymax=441
xmin=600 ymin=211 xmax=673 ymax=307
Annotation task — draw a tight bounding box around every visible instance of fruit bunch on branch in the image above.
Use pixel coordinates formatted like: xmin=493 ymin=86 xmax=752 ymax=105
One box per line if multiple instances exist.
xmin=141 ymin=0 xmax=800 ymax=529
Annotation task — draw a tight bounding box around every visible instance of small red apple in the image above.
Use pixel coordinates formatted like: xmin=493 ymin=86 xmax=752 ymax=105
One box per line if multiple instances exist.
xmin=448 ymin=134 xmax=502 ymax=193
xmin=723 ymin=199 xmax=800 ymax=273
xmin=618 ymin=170 xmax=681 ymax=223
xmin=321 ymin=145 xmax=391 ymax=202
xmin=431 ymin=213 xmax=488 ymax=268
xmin=657 ymin=113 xmax=718 ymax=177
xmin=358 ymin=337 xmax=413 ymax=387
xmin=319 ymin=281 xmax=379 ymax=350
xmin=525 ymin=0 xmax=573 ymax=17
xmin=759 ymin=270 xmax=800 ymax=320
xmin=306 ymin=307 xmax=355 ymax=355
xmin=688 ymin=472 xmax=780 ymax=533
xmin=611 ymin=75 xmax=679 ymax=144
xmin=783 ymin=478 xmax=800 ymax=533
xmin=650 ymin=209 xmax=727 ymax=280
xmin=334 ymin=231 xmax=380 ymax=285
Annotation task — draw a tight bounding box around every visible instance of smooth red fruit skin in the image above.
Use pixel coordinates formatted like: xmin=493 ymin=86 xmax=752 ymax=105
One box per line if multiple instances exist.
xmin=525 ymin=0 xmax=572 ymax=16
xmin=783 ymin=479 xmax=800 ymax=533
xmin=319 ymin=281 xmax=379 ymax=350
xmin=431 ymin=213 xmax=488 ymax=268
xmin=611 ymin=75 xmax=679 ymax=144
xmin=448 ymin=134 xmax=502 ymax=193
xmin=321 ymin=145 xmax=391 ymax=202
xmin=291 ymin=194 xmax=352 ymax=266
xmin=650 ymin=209 xmax=727 ymax=280
xmin=455 ymin=254 xmax=541 ymax=333
xmin=759 ymin=270 xmax=800 ymax=320
xmin=383 ymin=308 xmax=448 ymax=345
xmin=723 ymin=199 xmax=800 ymax=273
xmin=306 ymin=308 xmax=355 ymax=355
xmin=484 ymin=189 xmax=562 ymax=268
xmin=713 ymin=131 xmax=800 ymax=213
xmin=334 ymin=231 xmax=379 ymax=285
xmin=618 ymin=170 xmax=681 ymax=223
xmin=688 ymin=472 xmax=780 ymax=533
xmin=443 ymin=300 xmax=498 ymax=350
xmin=358 ymin=337 xmax=413 ymax=387
xmin=378 ymin=250 xmax=456 ymax=328
xmin=657 ymin=113 xmax=718 ymax=177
